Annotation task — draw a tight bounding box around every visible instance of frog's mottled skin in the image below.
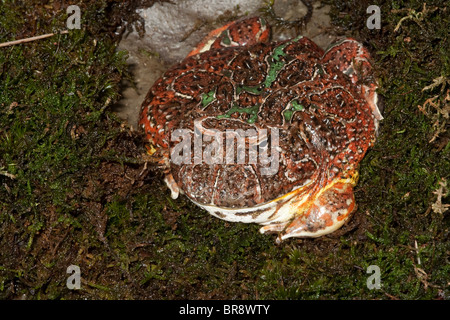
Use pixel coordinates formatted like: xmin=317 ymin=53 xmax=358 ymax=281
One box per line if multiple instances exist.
xmin=139 ymin=17 xmax=382 ymax=242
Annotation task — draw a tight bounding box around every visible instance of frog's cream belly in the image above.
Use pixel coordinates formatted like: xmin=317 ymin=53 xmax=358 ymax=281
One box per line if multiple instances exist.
xmin=191 ymin=174 xmax=356 ymax=234
xmin=191 ymin=179 xmax=314 ymax=225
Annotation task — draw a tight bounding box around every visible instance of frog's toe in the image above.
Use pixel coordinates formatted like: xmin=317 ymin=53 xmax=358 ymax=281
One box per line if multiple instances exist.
xmin=260 ymin=223 xmax=290 ymax=245
xmin=260 ymin=222 xmax=288 ymax=234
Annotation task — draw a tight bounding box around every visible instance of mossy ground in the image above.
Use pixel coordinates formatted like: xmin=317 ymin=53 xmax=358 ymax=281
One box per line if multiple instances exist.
xmin=0 ymin=0 xmax=448 ymax=299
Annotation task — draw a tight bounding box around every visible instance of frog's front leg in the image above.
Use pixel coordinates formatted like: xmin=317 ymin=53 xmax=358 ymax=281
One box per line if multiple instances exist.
xmin=322 ymin=38 xmax=383 ymax=123
xmin=260 ymin=182 xmax=356 ymax=243
xmin=164 ymin=173 xmax=180 ymax=199
xmin=187 ymin=16 xmax=270 ymax=56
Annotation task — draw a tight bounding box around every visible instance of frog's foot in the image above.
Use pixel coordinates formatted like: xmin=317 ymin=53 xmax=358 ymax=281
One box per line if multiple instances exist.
xmin=164 ymin=173 xmax=180 ymax=199
xmin=260 ymin=182 xmax=356 ymax=243
xmin=187 ymin=16 xmax=270 ymax=57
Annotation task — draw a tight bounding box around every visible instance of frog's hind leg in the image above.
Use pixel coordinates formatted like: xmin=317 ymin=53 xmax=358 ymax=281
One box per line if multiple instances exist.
xmin=322 ymin=39 xmax=383 ymax=125
xmin=187 ymin=16 xmax=270 ymax=57
xmin=260 ymin=182 xmax=356 ymax=243
xmin=322 ymin=39 xmax=374 ymax=86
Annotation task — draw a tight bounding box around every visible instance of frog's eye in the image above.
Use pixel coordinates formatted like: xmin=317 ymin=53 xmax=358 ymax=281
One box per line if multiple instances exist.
xmin=259 ymin=139 xmax=268 ymax=148
xmin=343 ymin=66 xmax=355 ymax=76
